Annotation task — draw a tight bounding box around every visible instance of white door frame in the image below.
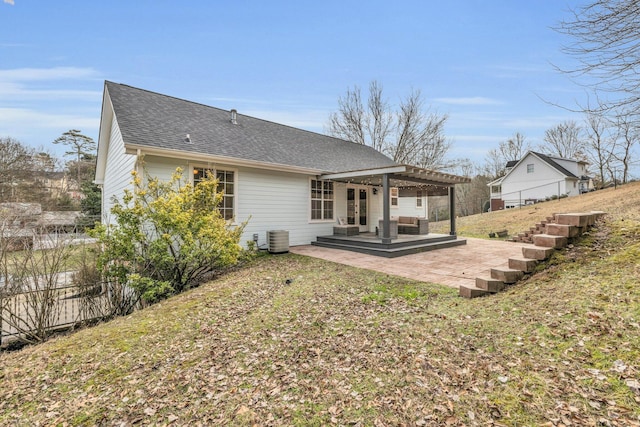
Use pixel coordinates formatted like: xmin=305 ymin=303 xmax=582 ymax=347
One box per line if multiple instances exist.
xmin=346 ymin=185 xmax=369 ymax=232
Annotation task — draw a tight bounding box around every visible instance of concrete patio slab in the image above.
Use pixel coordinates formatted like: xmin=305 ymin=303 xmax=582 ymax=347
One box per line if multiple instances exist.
xmin=290 ymin=237 xmax=536 ymax=289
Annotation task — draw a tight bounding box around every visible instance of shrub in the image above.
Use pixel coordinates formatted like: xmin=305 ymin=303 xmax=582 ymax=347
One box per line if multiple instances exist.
xmin=91 ymin=168 xmax=247 ymax=306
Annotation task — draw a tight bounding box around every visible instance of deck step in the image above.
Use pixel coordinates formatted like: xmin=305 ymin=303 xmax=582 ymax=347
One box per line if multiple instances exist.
xmin=522 ymin=246 xmax=554 ymax=260
xmin=459 ymin=285 xmax=490 ymax=298
xmin=311 ymin=238 xmax=466 ymax=258
xmin=508 ymin=257 xmax=538 ymax=273
xmin=475 ymin=277 xmax=505 ymax=292
xmin=491 ymin=268 xmax=524 ymax=283
xmin=532 ymin=234 xmax=568 ymax=249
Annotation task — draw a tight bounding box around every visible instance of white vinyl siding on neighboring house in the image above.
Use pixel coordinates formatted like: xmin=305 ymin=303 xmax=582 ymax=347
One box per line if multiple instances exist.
xmin=499 ymin=152 xmax=583 ymax=204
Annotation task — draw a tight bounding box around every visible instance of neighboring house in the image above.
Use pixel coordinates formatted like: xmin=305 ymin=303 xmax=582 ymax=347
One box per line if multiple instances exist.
xmin=488 ymin=151 xmax=592 ymax=211
xmin=95 ymin=81 xmax=468 ymax=248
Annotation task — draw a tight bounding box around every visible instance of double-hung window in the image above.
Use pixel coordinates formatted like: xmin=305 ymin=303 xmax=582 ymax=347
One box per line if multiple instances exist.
xmin=193 ymin=167 xmax=235 ymax=220
xmin=311 ymin=179 xmax=333 ymax=220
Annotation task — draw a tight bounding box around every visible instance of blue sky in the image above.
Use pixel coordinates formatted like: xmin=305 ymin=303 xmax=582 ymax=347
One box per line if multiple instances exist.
xmin=1 ymin=1 xmax=598 ymax=170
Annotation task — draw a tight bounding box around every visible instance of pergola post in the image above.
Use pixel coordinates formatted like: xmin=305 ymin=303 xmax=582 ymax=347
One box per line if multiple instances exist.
xmin=449 ymin=186 xmax=456 ymax=236
xmin=381 ymin=173 xmax=392 ymax=244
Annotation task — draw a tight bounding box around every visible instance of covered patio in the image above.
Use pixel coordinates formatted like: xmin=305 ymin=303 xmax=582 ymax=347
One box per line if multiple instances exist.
xmin=312 ymin=165 xmax=471 ymax=257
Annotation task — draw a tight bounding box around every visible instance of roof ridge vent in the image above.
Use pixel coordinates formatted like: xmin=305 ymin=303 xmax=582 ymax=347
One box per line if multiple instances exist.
xmin=230 ymin=109 xmax=238 ymax=125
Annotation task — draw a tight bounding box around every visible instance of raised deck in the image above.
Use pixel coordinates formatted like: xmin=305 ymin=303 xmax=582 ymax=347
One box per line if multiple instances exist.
xmin=312 ymin=232 xmax=466 ymax=258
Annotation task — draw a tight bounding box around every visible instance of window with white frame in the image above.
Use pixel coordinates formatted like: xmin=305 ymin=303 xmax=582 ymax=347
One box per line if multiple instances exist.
xmin=311 ymin=179 xmax=333 ymax=220
xmin=416 ymin=190 xmax=423 ymax=207
xmin=193 ymin=167 xmax=235 ymax=220
xmin=527 ymin=163 xmax=534 ymax=173
xmin=391 ymin=187 xmax=399 ymax=207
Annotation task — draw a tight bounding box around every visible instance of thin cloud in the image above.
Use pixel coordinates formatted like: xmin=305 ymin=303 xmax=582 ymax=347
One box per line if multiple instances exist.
xmin=434 ymin=97 xmax=503 ymax=106
xmin=0 ymin=66 xmax=99 ymax=82
xmin=0 ymin=83 xmax=101 ymax=101
xmin=0 ymin=107 xmax=99 ymax=129
xmin=4 ymin=0 xmax=15 ymax=5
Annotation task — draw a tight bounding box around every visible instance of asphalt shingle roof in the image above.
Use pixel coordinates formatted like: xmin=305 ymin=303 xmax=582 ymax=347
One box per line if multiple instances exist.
xmin=106 ymin=81 xmax=397 ymax=173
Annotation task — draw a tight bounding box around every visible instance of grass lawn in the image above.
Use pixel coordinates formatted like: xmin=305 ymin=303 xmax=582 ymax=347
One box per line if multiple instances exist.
xmin=1 ymin=183 xmax=639 ymax=426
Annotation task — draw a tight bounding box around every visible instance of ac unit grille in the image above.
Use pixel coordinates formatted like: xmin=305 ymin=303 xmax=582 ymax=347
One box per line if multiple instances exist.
xmin=267 ymin=230 xmax=289 ymax=254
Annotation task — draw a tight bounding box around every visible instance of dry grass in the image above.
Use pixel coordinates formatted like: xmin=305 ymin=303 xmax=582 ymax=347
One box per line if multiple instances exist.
xmin=430 ymin=182 xmax=640 ymax=238
xmin=1 ymin=183 xmax=639 ymax=426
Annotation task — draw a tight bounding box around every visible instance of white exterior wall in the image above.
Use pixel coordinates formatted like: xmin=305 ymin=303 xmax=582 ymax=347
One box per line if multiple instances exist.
xmin=101 ymin=117 xmax=136 ymax=224
xmin=394 ymin=191 xmax=428 ymax=218
xmin=234 ymin=167 xmax=337 ymax=247
xmin=501 ymin=154 xmax=576 ymax=206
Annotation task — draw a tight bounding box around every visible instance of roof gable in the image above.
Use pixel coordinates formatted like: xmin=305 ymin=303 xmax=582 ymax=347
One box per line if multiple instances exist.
xmin=529 ymin=151 xmax=578 ymax=178
xmin=104 ymin=81 xmax=396 ymax=173
xmin=498 ymin=151 xmax=579 ymax=182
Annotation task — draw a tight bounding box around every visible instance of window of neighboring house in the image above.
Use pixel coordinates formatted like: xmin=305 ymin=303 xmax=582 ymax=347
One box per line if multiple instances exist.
xmin=416 ymin=190 xmax=423 ymax=207
xmin=391 ymin=187 xmax=399 ymax=207
xmin=527 ymin=164 xmax=534 ymax=173
xmin=311 ymin=179 xmax=334 ymax=220
xmin=193 ymin=167 xmax=235 ymax=220
xmin=492 ymin=185 xmax=502 ymax=193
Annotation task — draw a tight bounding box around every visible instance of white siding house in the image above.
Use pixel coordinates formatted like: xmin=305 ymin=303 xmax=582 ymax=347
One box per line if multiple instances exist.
xmin=95 ymin=82 xmax=468 ymax=248
xmin=488 ymin=151 xmax=591 ymax=210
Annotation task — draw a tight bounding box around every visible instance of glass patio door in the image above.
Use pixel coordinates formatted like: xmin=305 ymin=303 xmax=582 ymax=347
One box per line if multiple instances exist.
xmin=347 ymin=186 xmax=368 ymax=232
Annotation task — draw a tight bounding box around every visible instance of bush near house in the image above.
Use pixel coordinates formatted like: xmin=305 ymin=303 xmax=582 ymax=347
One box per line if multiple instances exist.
xmin=91 ymin=168 xmax=246 ymax=305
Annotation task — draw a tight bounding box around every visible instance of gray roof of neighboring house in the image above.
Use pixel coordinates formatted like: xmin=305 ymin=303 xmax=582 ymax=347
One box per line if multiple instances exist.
xmin=105 ymin=81 xmax=397 ymax=173
xmin=531 ymin=151 xmax=578 ymax=178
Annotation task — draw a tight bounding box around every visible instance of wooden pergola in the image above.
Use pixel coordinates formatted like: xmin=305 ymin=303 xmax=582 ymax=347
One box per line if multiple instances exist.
xmin=320 ymin=165 xmax=471 ymax=244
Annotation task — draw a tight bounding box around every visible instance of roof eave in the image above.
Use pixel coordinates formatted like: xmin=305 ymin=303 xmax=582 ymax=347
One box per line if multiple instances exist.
xmin=123 ymin=143 xmax=326 ymax=175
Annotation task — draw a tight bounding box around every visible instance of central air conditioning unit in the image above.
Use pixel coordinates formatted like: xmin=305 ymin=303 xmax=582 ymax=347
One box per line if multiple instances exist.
xmin=267 ymin=230 xmax=289 ymax=254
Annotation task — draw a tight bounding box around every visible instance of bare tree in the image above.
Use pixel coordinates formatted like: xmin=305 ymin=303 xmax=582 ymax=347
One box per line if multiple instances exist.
xmin=614 ymin=114 xmax=637 ymax=184
xmin=501 ymin=132 xmax=530 ymax=161
xmin=555 ymin=0 xmax=640 ymax=120
xmin=327 ymin=81 xmax=451 ymax=169
xmin=584 ymin=113 xmax=616 ymax=187
xmin=450 ymin=159 xmax=490 ymax=217
xmin=0 ymin=137 xmax=34 ymax=202
xmin=540 ymin=121 xmax=586 ymax=159
xmin=483 ymin=132 xmax=530 ymax=178
xmin=483 ymin=148 xmax=506 ymax=179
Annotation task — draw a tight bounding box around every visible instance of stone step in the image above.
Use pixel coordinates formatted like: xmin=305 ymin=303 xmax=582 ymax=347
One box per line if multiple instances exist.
xmin=508 ymin=257 xmax=538 ymax=273
xmin=491 ymin=267 xmax=524 ymax=283
xmin=459 ymin=285 xmax=491 ymax=298
xmin=522 ymin=246 xmax=554 ymax=260
xmin=475 ymin=277 xmax=506 ymax=292
xmin=545 ymin=223 xmax=581 ymax=238
xmin=532 ymin=234 xmax=568 ymax=249
xmin=555 ymin=213 xmax=592 ymax=228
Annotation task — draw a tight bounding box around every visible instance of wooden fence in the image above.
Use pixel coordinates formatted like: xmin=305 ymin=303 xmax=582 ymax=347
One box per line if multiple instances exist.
xmin=1 ymin=281 xmax=108 ymax=348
